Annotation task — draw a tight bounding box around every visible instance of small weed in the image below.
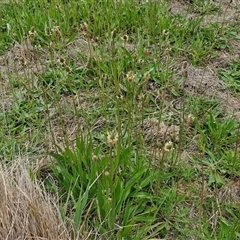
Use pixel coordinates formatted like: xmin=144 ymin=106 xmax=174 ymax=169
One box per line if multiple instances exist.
xmin=219 ymin=60 xmax=240 ymax=95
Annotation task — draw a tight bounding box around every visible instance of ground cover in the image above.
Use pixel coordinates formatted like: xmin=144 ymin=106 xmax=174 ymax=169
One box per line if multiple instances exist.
xmin=0 ymin=0 xmax=240 ymax=239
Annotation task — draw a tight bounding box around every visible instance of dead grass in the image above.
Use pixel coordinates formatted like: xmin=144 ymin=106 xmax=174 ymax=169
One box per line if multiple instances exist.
xmin=0 ymin=158 xmax=73 ymax=240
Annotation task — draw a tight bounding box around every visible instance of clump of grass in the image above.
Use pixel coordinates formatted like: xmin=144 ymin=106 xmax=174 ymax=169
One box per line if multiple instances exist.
xmin=48 ymin=136 xmax=165 ymax=239
xmin=219 ymin=60 xmax=240 ymax=95
xmin=0 ymin=159 xmax=73 ymax=240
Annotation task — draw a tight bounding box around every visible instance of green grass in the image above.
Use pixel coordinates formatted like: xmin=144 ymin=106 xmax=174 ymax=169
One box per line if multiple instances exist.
xmin=219 ymin=59 xmax=240 ymax=95
xmin=1 ymin=0 xmax=240 ymax=239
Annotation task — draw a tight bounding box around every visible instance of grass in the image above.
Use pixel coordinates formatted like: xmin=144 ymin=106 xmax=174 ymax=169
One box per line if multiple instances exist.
xmin=0 ymin=159 xmax=73 ymax=239
xmin=219 ymin=59 xmax=240 ymax=95
xmin=0 ymin=0 xmax=240 ymax=239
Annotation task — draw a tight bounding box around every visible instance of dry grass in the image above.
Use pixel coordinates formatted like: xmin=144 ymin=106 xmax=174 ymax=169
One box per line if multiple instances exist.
xmin=0 ymin=159 xmax=73 ymax=240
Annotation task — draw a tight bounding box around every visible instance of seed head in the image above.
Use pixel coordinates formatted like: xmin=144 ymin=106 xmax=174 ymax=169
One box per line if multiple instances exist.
xmin=58 ymin=57 xmax=66 ymax=66
xmin=133 ymin=52 xmax=138 ymax=59
xmin=182 ymin=61 xmax=188 ymax=79
xmin=52 ymin=26 xmax=62 ymax=38
xmin=45 ymin=27 xmax=52 ymax=36
xmin=163 ymin=141 xmax=174 ymax=152
xmin=107 ymin=131 xmax=118 ymax=147
xmin=144 ymin=48 xmax=152 ymax=56
xmin=138 ymin=59 xmax=145 ymax=65
xmin=91 ymin=36 xmax=99 ymax=43
xmin=187 ymin=113 xmax=195 ymax=125
xmin=162 ymin=29 xmax=169 ymax=36
xmin=126 ymin=71 xmax=135 ymax=82
xmin=56 ymin=4 xmax=61 ymax=12
xmin=92 ymin=154 xmax=98 ymax=161
xmin=81 ymin=22 xmax=88 ymax=32
xmin=65 ymin=65 xmax=72 ymax=74
xmin=157 ymin=90 xmax=164 ymax=100
xmin=123 ymin=34 xmax=128 ymax=42
xmin=111 ymin=29 xmax=117 ymax=39
xmin=116 ymin=94 xmax=123 ymax=100
xmin=28 ymin=27 xmax=36 ymax=38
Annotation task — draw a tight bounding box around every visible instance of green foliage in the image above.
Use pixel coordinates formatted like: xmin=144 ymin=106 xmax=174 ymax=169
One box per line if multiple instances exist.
xmin=204 ymin=113 xmax=238 ymax=152
xmin=49 ymin=137 xmax=164 ymax=238
xmin=0 ymin=2 xmax=14 ymax=53
xmin=219 ymin=60 xmax=240 ymax=95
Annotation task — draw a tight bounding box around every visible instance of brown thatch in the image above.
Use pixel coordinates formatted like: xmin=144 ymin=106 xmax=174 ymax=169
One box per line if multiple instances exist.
xmin=0 ymin=159 xmax=72 ymax=240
